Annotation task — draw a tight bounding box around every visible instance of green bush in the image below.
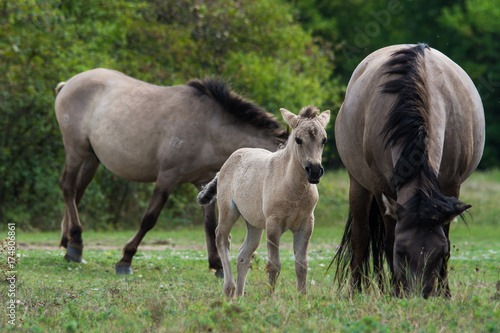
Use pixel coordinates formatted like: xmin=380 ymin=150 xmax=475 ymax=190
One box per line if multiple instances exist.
xmin=0 ymin=0 xmax=340 ymax=230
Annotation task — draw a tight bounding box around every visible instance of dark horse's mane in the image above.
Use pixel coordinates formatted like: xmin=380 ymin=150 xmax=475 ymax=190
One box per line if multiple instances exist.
xmin=382 ymin=43 xmax=429 ymax=192
xmin=381 ymin=43 xmax=467 ymax=226
xmin=188 ymin=78 xmax=288 ymax=143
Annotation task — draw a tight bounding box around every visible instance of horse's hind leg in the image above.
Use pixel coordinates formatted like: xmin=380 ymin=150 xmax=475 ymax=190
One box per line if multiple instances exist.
xmin=59 ymin=142 xmax=96 ymax=262
xmin=115 ymin=176 xmax=176 ymax=274
xmin=236 ymin=221 xmax=264 ymax=297
xmin=60 ymin=152 xmax=99 ymax=251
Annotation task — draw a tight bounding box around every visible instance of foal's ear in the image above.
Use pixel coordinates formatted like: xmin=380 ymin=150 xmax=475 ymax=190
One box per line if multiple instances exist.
xmin=318 ymin=110 xmax=331 ymax=128
xmin=382 ymin=193 xmax=404 ymax=220
xmin=280 ymin=108 xmax=299 ymax=128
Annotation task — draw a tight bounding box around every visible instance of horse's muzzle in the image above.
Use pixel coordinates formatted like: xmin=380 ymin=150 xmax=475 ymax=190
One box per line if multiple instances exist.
xmin=305 ymin=162 xmax=324 ymax=184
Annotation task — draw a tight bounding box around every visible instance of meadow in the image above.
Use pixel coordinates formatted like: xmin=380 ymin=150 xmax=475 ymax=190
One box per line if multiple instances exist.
xmin=1 ymin=170 xmax=499 ymax=332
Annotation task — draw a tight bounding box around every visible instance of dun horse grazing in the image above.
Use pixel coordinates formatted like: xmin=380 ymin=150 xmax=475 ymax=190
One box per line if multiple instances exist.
xmin=54 ymin=68 xmax=288 ymax=275
xmin=198 ymin=106 xmax=330 ymax=297
xmin=332 ymin=44 xmax=485 ymax=298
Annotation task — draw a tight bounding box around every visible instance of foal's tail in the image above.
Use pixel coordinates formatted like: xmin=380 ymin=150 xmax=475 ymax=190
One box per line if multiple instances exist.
xmin=197 ymin=173 xmax=219 ymax=206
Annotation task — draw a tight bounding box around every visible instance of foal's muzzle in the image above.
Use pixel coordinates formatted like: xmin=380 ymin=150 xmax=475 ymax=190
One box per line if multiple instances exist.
xmin=305 ymin=162 xmax=324 ymax=184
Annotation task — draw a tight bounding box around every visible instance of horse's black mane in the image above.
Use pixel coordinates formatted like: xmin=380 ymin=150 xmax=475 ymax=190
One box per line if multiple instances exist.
xmin=188 ymin=78 xmax=288 ymax=143
xmin=381 ymin=43 xmax=467 ymax=226
xmin=381 ymin=43 xmax=429 ymax=191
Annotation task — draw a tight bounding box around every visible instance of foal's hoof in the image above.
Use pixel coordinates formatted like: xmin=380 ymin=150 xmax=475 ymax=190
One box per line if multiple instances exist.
xmin=214 ymin=268 xmax=224 ymax=279
xmin=115 ymin=265 xmax=133 ymax=275
xmin=64 ymin=245 xmax=83 ymax=263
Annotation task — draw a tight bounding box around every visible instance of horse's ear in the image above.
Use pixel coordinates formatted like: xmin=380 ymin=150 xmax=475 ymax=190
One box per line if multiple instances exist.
xmin=434 ymin=198 xmax=471 ymax=225
xmin=318 ymin=110 xmax=331 ymax=128
xmin=382 ymin=193 xmax=404 ymax=220
xmin=280 ymin=108 xmax=298 ymax=128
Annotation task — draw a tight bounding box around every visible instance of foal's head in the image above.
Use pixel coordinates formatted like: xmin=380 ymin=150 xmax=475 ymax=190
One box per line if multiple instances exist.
xmin=280 ymin=106 xmax=330 ymax=184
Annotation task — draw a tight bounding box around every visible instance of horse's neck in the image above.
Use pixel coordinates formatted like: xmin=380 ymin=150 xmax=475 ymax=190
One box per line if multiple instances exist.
xmin=277 ymin=145 xmax=310 ymax=191
xmin=222 ymin=126 xmax=279 ymax=156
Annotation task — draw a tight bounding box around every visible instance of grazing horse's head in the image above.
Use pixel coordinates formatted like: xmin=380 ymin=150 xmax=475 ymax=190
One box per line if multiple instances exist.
xmin=280 ymin=106 xmax=330 ymax=184
xmin=383 ymin=193 xmax=470 ymax=298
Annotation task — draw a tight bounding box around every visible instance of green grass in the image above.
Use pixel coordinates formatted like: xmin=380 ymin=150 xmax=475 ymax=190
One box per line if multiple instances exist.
xmin=1 ymin=170 xmax=499 ymax=332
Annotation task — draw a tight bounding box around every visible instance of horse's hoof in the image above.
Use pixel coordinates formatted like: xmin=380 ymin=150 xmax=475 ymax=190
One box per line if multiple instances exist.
xmin=116 ymin=265 xmax=133 ymax=275
xmin=214 ymin=268 xmax=224 ymax=278
xmin=65 ymin=245 xmax=82 ymax=262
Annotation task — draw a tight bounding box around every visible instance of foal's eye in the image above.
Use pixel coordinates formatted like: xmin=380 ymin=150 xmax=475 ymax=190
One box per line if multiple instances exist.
xmin=295 ymin=137 xmax=303 ymax=145
xmin=322 ymin=138 xmax=327 ymax=145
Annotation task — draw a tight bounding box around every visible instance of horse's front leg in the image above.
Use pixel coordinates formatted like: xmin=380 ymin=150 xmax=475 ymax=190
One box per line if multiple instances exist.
xmin=437 ymin=223 xmax=451 ymax=298
xmin=293 ymin=217 xmax=314 ymax=295
xmin=266 ymin=220 xmax=283 ymax=294
xmin=348 ymin=177 xmax=372 ymax=293
xmin=201 ymin=201 xmax=224 ymax=277
xmin=115 ymin=178 xmax=174 ymax=274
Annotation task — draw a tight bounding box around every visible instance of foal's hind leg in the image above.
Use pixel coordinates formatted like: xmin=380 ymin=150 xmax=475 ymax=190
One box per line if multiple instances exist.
xmin=216 ymin=203 xmax=241 ymax=297
xmin=236 ymin=221 xmax=264 ymax=297
xmin=348 ymin=176 xmax=372 ymax=293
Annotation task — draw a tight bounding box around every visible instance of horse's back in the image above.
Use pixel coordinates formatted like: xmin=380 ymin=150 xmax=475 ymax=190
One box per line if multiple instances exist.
xmin=54 ymin=68 xmax=216 ymax=182
xmin=336 ymin=44 xmax=484 ymax=191
xmin=335 ymin=46 xmax=398 ymax=188
xmin=424 ymin=49 xmax=485 ymax=180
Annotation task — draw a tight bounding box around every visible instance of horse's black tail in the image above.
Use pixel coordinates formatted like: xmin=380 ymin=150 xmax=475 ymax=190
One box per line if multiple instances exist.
xmin=328 ymin=211 xmax=354 ymax=290
xmin=329 ymin=197 xmax=387 ymax=292
xmin=197 ymin=173 xmax=219 ymax=206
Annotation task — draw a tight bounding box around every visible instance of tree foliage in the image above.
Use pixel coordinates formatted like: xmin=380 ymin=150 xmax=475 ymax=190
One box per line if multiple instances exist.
xmin=0 ymin=0 xmax=340 ymax=229
xmin=1 ymin=0 xmax=498 ymax=230
xmin=290 ymin=0 xmax=499 ymax=167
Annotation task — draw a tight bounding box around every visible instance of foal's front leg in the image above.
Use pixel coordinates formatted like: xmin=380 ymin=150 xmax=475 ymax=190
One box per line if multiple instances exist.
xmin=293 ymin=217 xmax=314 ymax=294
xmin=236 ymin=221 xmax=264 ymax=297
xmin=266 ymin=222 xmax=283 ymax=293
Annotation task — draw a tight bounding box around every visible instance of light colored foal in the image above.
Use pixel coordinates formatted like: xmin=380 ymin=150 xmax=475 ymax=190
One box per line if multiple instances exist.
xmin=198 ymin=106 xmax=330 ymax=297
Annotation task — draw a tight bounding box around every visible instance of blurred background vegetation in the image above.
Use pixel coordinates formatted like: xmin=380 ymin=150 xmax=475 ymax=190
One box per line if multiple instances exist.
xmin=1 ymin=0 xmax=498 ymax=230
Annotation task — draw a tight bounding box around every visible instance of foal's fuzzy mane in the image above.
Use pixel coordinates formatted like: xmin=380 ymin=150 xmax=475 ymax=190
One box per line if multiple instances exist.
xmin=298 ymin=105 xmax=320 ymax=119
xmin=188 ymin=78 xmax=288 ymax=143
xmin=381 ymin=43 xmax=467 ymax=226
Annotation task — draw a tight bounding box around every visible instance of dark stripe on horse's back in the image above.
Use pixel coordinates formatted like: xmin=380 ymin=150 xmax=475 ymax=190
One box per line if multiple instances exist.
xmin=188 ymin=78 xmax=288 ymax=142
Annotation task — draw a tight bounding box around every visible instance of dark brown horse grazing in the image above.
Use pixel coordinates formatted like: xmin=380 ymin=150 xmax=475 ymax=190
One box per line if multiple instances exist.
xmin=54 ymin=68 xmax=287 ymax=275
xmin=332 ymin=44 xmax=485 ymax=298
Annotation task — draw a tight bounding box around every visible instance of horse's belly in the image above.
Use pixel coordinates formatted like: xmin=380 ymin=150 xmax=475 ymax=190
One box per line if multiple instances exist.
xmin=91 ymin=139 xmax=159 ymax=182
